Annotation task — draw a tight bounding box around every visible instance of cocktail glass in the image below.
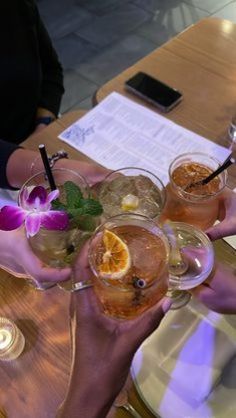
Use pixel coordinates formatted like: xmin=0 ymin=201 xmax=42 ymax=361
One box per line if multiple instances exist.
xmin=18 ymin=168 xmax=99 ymax=291
xmin=88 ymin=213 xmax=170 ymax=319
xmin=98 ymin=167 xmax=166 ymax=221
xmin=160 ymin=152 xmax=227 ymax=230
xmin=164 ymin=221 xmax=214 ymax=309
xmin=228 ymin=114 xmax=236 ymax=150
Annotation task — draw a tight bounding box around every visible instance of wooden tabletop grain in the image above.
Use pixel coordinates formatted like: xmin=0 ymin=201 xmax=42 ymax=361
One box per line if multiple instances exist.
xmin=95 ymin=17 xmax=236 ymax=188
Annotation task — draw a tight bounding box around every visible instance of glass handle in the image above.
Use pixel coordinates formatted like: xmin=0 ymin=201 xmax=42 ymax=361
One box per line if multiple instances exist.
xmin=58 ymin=276 xmax=93 ymax=292
xmin=72 ymin=280 xmax=93 ymax=292
xmin=122 ymin=403 xmax=142 ymax=418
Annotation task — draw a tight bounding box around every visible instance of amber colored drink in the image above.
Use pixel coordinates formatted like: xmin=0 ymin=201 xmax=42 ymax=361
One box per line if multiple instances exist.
xmin=89 ymin=214 xmax=169 ymax=319
xmin=160 ymin=153 xmax=227 ymax=230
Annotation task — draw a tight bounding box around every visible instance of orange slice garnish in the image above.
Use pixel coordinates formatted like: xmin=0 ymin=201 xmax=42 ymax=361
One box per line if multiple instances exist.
xmin=98 ymin=229 xmax=131 ymax=279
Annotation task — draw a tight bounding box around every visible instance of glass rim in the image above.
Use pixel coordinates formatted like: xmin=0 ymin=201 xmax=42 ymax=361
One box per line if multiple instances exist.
xmin=88 ymin=212 xmax=170 ymax=290
xmin=99 ymin=166 xmax=166 ymax=218
xmin=20 ymin=167 xmax=89 ymax=187
xmin=103 ymin=166 xmax=165 ymax=187
xmin=167 ymin=221 xmax=214 ymax=284
xmin=18 ymin=167 xmax=90 ymax=206
xmin=169 ymin=152 xmax=227 ymax=200
xmin=165 ymin=220 xmax=213 ymax=245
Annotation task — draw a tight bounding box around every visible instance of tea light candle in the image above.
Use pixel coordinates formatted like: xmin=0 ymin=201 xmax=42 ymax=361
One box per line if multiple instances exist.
xmin=0 ymin=327 xmax=12 ymax=350
xmin=0 ymin=317 xmax=25 ymax=361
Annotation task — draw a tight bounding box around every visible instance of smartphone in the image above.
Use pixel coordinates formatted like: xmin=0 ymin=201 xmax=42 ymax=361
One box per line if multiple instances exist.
xmin=125 ymin=71 xmax=182 ymax=112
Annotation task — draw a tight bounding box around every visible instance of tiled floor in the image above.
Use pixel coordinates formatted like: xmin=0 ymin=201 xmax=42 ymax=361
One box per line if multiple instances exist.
xmin=37 ymin=0 xmax=236 ymax=114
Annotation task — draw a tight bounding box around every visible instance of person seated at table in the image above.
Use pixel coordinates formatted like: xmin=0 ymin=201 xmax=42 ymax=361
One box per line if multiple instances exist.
xmin=0 ymin=0 xmax=64 ymax=144
xmin=0 ymin=139 xmax=109 ymax=285
xmin=56 ymin=243 xmax=172 ymax=417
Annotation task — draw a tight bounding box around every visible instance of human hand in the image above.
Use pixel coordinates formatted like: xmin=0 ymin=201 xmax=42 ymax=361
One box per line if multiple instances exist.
xmin=206 ymin=187 xmax=236 ymax=240
xmin=0 ymin=228 xmax=71 ymax=286
xmin=190 ymin=262 xmax=236 ymax=314
xmin=57 ymin=242 xmax=171 ymax=417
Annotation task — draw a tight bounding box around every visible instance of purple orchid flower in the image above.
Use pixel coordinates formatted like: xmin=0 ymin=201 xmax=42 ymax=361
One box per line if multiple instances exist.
xmin=0 ymin=186 xmax=69 ymax=237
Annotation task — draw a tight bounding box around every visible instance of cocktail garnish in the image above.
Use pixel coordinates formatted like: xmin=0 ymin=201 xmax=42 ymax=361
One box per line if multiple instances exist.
xmin=98 ymin=229 xmax=131 ymax=279
xmin=0 ymin=186 xmax=69 ymax=237
xmin=51 ymin=181 xmax=103 ymax=222
xmin=0 ymin=181 xmax=103 ymax=238
xmin=133 ymin=277 xmax=146 ymax=288
xmin=121 ymin=194 xmax=139 ymax=211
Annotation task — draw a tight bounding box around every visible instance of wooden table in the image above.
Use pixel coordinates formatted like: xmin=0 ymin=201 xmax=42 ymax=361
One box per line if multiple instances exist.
xmin=1 ymin=17 xmax=236 ymax=418
xmin=0 ymin=112 xmax=149 ymax=418
xmin=94 ymin=17 xmax=236 ymax=416
xmin=0 ymin=114 xmax=81 ymax=418
xmin=95 ymin=17 xmax=236 ymax=188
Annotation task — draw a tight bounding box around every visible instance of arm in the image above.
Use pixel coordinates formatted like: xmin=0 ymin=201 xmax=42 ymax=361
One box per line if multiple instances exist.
xmin=1 ymin=140 xmax=109 ymax=189
xmin=56 ymin=243 xmax=172 ymax=417
xmin=57 ymin=290 xmax=171 ymax=418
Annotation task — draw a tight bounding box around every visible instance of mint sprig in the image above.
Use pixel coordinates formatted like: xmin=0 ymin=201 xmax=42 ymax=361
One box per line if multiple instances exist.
xmin=64 ymin=180 xmax=83 ymax=206
xmin=51 ymin=181 xmax=103 ymax=224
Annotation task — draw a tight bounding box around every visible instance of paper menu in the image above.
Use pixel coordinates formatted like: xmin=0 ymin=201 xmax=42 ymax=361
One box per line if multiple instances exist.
xmin=58 ymin=92 xmax=230 ymax=186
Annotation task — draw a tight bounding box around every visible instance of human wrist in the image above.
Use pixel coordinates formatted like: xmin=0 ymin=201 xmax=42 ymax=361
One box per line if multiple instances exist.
xmin=36 ymin=107 xmax=56 ymax=125
xmin=35 ymin=116 xmax=55 ymax=127
xmin=61 ymin=372 xmax=119 ymax=418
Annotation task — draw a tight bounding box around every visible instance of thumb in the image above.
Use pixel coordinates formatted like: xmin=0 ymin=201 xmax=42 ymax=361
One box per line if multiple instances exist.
xmin=32 ymin=264 xmax=72 ymax=284
xmin=20 ymin=248 xmax=71 ymax=284
xmin=206 ymin=221 xmax=235 ymax=241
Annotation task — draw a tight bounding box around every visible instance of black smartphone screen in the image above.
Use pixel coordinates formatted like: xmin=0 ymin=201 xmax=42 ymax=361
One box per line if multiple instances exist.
xmin=125 ymin=72 xmax=182 ymax=109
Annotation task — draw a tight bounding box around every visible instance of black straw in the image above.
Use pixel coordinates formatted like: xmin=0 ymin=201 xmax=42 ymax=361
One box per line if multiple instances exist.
xmin=39 ymin=144 xmax=57 ymax=191
xmin=202 ymin=156 xmax=235 ymax=185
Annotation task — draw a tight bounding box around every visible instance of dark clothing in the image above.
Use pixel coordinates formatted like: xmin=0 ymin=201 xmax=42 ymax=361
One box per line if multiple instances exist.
xmin=0 ymin=140 xmax=19 ymax=188
xmin=0 ymin=0 xmax=64 ymax=144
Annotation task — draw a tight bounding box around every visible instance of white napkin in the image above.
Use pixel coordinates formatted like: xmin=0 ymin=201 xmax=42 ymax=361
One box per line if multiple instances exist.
xmin=131 ymin=301 xmax=236 ymax=417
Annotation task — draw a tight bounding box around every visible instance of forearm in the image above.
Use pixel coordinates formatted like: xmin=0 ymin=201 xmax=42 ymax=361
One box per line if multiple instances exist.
xmin=6 ymin=148 xmax=44 ymax=188
xmin=57 ymin=373 xmax=117 ymax=418
xmin=56 ymin=336 xmax=129 ymax=418
xmin=36 ymin=107 xmax=56 ymax=120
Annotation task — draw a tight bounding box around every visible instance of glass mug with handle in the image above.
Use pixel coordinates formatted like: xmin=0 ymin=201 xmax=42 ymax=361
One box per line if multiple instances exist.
xmin=88 ymin=213 xmax=170 ymax=319
xmin=88 ymin=214 xmax=214 ymax=317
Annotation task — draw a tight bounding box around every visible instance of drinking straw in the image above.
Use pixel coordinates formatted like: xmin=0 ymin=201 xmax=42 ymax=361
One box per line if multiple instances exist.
xmin=39 ymin=144 xmax=57 ymax=191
